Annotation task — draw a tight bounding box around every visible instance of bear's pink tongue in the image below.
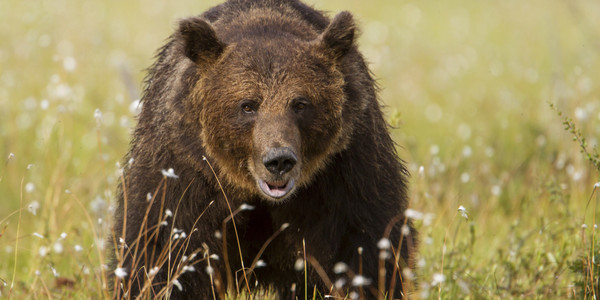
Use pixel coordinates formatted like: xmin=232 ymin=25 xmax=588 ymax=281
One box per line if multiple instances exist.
xmin=259 ymin=179 xmax=295 ymax=199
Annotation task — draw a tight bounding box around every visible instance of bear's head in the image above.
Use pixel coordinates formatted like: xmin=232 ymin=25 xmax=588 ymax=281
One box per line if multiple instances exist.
xmin=179 ymin=12 xmax=357 ymax=201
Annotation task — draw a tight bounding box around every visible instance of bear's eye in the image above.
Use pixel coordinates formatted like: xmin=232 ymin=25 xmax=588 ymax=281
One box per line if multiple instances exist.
xmin=292 ymin=98 xmax=310 ymax=113
xmin=241 ymin=102 xmax=257 ymax=114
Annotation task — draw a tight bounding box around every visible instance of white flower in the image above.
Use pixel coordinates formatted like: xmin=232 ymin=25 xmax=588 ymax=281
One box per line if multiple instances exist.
xmin=401 ymin=224 xmax=411 ymax=236
xmin=53 ymin=242 xmax=63 ymax=254
xmin=94 ymin=109 xmax=102 ymax=122
xmin=39 ymin=246 xmax=49 ymax=257
xmin=60 ymin=232 xmax=67 ymax=239
xmin=377 ymin=238 xmax=391 ymax=250
xmin=351 ymin=275 xmax=372 ymax=287
xmin=334 ymin=278 xmax=346 ymax=289
xmin=256 ymin=260 xmax=267 ymax=268
xmin=458 ymin=205 xmax=468 ymax=219
xmin=379 ymin=250 xmax=391 ymax=260
xmin=25 ymin=182 xmax=35 ymax=193
xmin=205 ymin=265 xmax=215 ymax=275
xmin=172 ymin=279 xmax=183 ymax=291
xmin=114 ymin=267 xmax=128 ymax=278
xmin=74 ymin=245 xmax=83 ymax=252
xmin=294 ymin=258 xmax=304 ymax=271
xmin=50 ymin=266 xmax=59 ymax=277
xmin=183 ymin=266 xmax=196 ymax=273
xmin=432 ymin=273 xmax=446 ymax=286
xmin=63 ymin=56 xmax=77 ymax=72
xmin=333 ymin=262 xmax=348 ymax=274
xmin=405 ymin=208 xmax=424 ymax=220
xmin=28 ymin=201 xmax=40 ymax=215
xmin=239 ymin=203 xmax=255 ymax=211
xmin=148 ymin=267 xmax=160 ymax=277
xmin=161 ymin=168 xmax=179 ymax=179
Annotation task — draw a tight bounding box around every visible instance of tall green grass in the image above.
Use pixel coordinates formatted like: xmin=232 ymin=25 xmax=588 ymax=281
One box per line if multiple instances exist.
xmin=1 ymin=0 xmax=599 ymax=298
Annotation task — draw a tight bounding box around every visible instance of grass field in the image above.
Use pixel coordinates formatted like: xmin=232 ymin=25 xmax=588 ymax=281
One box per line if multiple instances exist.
xmin=1 ymin=0 xmax=600 ymax=298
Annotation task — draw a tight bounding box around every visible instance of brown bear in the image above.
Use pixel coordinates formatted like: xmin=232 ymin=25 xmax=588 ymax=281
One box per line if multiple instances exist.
xmin=109 ymin=0 xmax=415 ymax=299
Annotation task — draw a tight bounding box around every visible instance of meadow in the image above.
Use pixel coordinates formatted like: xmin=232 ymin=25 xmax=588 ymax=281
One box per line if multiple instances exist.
xmin=1 ymin=0 xmax=599 ymax=298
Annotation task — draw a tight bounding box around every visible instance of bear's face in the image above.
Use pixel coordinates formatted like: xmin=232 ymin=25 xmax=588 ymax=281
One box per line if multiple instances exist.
xmin=180 ymin=13 xmax=356 ymax=201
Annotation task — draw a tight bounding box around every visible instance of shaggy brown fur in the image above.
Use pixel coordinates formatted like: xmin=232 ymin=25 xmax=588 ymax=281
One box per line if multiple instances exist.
xmin=109 ymin=0 xmax=416 ymax=299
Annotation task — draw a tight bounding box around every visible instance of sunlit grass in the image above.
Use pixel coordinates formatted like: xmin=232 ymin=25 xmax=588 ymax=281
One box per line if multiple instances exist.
xmin=1 ymin=0 xmax=599 ymax=298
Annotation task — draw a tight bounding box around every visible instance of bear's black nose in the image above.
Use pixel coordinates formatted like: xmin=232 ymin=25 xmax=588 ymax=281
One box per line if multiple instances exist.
xmin=263 ymin=147 xmax=297 ymax=175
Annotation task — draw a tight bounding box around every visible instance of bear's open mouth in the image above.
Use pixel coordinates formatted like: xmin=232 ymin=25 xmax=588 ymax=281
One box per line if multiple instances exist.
xmin=258 ymin=179 xmax=295 ymax=199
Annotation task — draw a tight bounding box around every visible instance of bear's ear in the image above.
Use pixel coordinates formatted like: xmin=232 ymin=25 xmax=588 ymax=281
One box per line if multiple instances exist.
xmin=178 ymin=17 xmax=225 ymax=65
xmin=319 ymin=11 xmax=356 ymax=60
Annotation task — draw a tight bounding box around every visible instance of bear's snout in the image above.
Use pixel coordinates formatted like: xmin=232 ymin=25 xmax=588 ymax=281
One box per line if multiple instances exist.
xmin=262 ymin=147 xmax=297 ymax=175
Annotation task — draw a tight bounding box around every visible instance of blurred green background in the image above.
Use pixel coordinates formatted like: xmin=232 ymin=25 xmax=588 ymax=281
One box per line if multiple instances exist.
xmin=1 ymin=0 xmax=599 ymax=298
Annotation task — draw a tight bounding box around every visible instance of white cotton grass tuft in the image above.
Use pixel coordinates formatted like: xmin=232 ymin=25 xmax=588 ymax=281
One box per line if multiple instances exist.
xmin=25 ymin=182 xmax=35 ymax=193
xmin=172 ymin=279 xmax=183 ymax=291
xmin=205 ymin=265 xmax=215 ymax=276
xmin=183 ymin=266 xmax=196 ymax=273
xmin=333 ymin=262 xmax=348 ymax=274
xmin=405 ymin=208 xmax=424 ymax=220
xmin=161 ymin=168 xmax=179 ymax=179
xmin=165 ymin=209 xmax=173 ymax=218
xmin=280 ymin=223 xmax=290 ymax=230
xmin=351 ymin=275 xmax=372 ymax=287
xmin=431 ymin=273 xmax=446 ymax=286
xmin=63 ymin=56 xmax=77 ymax=72
xmin=379 ymin=250 xmax=391 ymax=260
xmin=53 ymin=242 xmax=64 ymax=254
xmin=294 ymin=258 xmax=304 ymax=271
xmin=33 ymin=232 xmax=44 ymax=239
xmin=94 ymin=109 xmax=102 ymax=123
xmin=256 ymin=260 xmax=267 ymax=268
xmin=114 ymin=267 xmax=128 ymax=279
xmin=50 ymin=266 xmax=59 ymax=277
xmin=458 ymin=205 xmax=468 ymax=219
xmin=239 ymin=203 xmax=255 ymax=211
xmin=595 ymin=182 xmax=600 ymax=188
xmin=28 ymin=201 xmax=40 ymax=215
xmin=38 ymin=246 xmax=49 ymax=257
xmin=334 ymin=278 xmax=346 ymax=289
xmin=401 ymin=224 xmax=411 ymax=236
xmin=377 ymin=238 xmax=391 ymax=250
xmin=209 ymin=254 xmax=220 ymax=260
xmin=74 ymin=245 xmax=83 ymax=252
